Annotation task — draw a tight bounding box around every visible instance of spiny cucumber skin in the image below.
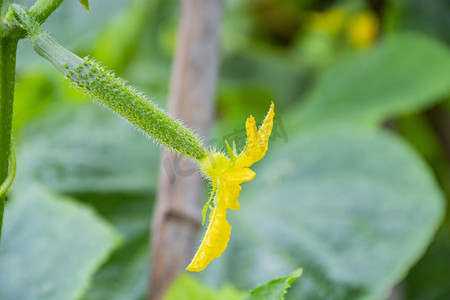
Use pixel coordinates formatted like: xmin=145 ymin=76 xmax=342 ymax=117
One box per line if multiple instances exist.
xmin=32 ymin=33 xmax=207 ymax=160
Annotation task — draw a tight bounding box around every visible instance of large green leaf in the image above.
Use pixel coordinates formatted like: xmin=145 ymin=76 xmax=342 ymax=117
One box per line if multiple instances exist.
xmin=0 ymin=187 xmax=120 ymax=300
xmin=16 ymin=103 xmax=160 ymax=194
xmin=80 ymin=194 xmax=152 ymax=300
xmin=201 ymin=128 xmax=445 ymax=299
xmin=15 ymin=103 xmax=159 ymax=300
xmin=290 ymin=33 xmax=450 ymax=131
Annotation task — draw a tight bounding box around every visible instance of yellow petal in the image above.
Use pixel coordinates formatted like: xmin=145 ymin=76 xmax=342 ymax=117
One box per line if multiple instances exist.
xmin=245 ymin=115 xmax=258 ymax=154
xmin=257 ymin=103 xmax=275 ymax=150
xmin=224 ymin=167 xmax=256 ymax=183
xmin=186 ymin=207 xmax=231 ymax=272
xmin=237 ymin=104 xmax=275 ymax=168
xmin=219 ymin=168 xmax=256 ymax=210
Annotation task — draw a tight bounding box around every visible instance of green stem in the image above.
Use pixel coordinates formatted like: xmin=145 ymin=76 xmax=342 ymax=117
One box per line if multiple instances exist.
xmin=29 ymin=0 xmax=65 ymax=23
xmin=0 ymin=35 xmax=18 ymax=239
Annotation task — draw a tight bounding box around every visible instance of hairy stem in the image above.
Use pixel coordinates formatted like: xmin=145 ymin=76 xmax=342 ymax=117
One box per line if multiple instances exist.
xmin=29 ymin=0 xmax=65 ymax=23
xmin=0 ymin=35 xmax=18 ymax=239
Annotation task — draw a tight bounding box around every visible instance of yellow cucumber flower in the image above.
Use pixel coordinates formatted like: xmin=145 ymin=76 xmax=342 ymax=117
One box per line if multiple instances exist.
xmin=187 ymin=104 xmax=275 ymax=272
xmin=348 ymin=11 xmax=378 ymax=49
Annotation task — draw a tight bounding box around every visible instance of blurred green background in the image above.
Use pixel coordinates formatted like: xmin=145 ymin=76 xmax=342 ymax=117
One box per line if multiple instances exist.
xmin=1 ymin=0 xmax=450 ymax=299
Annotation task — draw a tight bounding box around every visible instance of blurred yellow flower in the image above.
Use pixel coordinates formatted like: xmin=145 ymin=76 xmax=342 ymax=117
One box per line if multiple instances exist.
xmin=186 ymin=104 xmax=275 ymax=272
xmin=309 ymin=8 xmax=346 ymax=35
xmin=348 ymin=11 xmax=379 ymax=49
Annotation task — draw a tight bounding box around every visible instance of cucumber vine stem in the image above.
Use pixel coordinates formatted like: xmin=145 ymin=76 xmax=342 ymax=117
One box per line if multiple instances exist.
xmin=29 ymin=0 xmax=65 ymax=24
xmin=0 ymin=35 xmax=18 ymax=239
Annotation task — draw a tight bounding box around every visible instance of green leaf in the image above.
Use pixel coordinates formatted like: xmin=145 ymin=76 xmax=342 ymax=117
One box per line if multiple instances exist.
xmin=12 ymin=70 xmax=58 ymax=132
xmin=164 ymin=274 xmax=246 ymax=300
xmin=15 ymin=103 xmax=160 ymax=195
xmin=78 ymin=0 xmax=89 ymax=12
xmin=165 ymin=270 xmax=301 ymax=300
xmin=0 ymin=186 xmax=120 ymax=300
xmin=14 ymin=102 xmax=159 ymax=300
xmin=80 ymin=194 xmax=152 ymax=300
xmin=247 ymin=269 xmax=302 ymax=300
xmin=385 ymin=0 xmax=450 ymax=45
xmin=290 ymin=33 xmax=450 ymax=131
xmin=201 ymin=128 xmax=445 ymax=299
xmin=83 ymin=241 xmax=150 ymax=300
xmin=91 ymin=0 xmax=158 ymax=71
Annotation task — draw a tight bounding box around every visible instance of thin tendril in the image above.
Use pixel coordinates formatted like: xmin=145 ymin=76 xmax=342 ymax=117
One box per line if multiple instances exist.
xmin=0 ymin=141 xmax=16 ymax=197
xmin=202 ymin=180 xmax=218 ymax=226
